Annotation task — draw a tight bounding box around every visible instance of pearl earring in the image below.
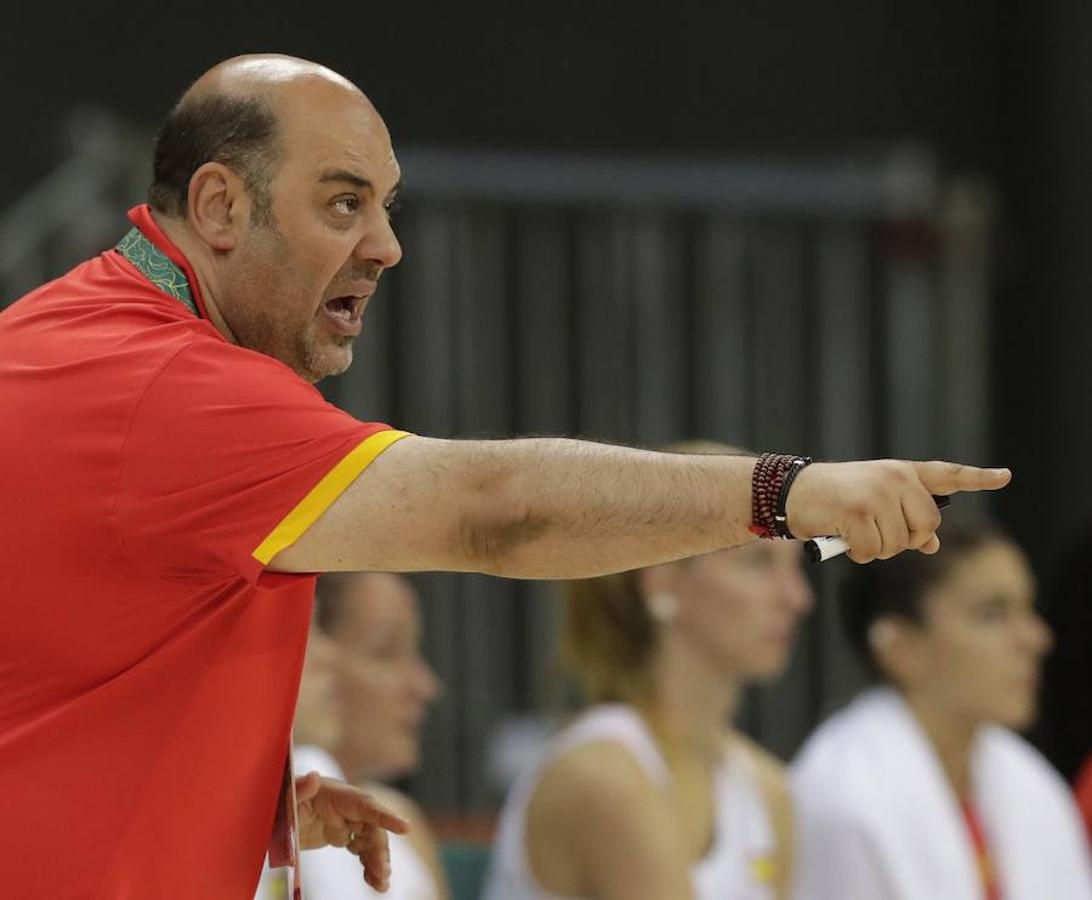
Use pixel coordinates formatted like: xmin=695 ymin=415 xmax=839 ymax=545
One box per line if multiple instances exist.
xmin=647 ymin=592 xmax=679 ymax=623
xmin=867 ymin=620 xmax=897 ymax=652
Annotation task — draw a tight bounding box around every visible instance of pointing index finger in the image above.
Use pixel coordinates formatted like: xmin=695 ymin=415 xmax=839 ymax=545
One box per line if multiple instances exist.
xmin=351 ymin=799 xmax=410 ymax=835
xmin=326 ymin=780 xmax=412 ymax=834
xmin=912 ymin=460 xmax=1012 ymax=495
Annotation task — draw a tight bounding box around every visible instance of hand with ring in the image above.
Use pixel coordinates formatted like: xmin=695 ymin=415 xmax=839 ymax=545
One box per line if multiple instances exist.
xmin=295 ymin=771 xmax=410 ymax=892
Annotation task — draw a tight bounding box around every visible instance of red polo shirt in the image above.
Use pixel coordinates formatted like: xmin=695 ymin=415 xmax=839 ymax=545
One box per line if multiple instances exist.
xmin=0 ymin=206 xmax=407 ymax=898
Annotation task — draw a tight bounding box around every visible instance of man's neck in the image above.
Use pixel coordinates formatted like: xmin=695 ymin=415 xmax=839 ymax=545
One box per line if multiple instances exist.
xmin=148 ymin=208 xmax=237 ymax=344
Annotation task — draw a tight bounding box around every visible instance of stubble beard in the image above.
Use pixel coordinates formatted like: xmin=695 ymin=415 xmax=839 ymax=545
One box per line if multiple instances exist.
xmin=227 ymin=222 xmax=353 ymax=382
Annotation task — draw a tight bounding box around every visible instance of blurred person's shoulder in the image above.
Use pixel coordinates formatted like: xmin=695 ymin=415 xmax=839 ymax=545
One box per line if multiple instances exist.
xmin=527 ymin=725 xmax=674 ymax=840
xmin=522 ymin=721 xmax=691 ymax=897
xmin=538 ymin=731 xmax=665 ymax=798
xmin=979 ymin=725 xmax=1083 ymax=805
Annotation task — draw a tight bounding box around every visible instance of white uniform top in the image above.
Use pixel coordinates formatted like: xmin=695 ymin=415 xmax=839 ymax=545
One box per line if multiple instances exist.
xmin=484 ymin=704 xmax=779 ymax=900
xmin=254 ymin=745 xmax=439 ymax=900
xmin=791 ymin=688 xmax=1092 ymax=900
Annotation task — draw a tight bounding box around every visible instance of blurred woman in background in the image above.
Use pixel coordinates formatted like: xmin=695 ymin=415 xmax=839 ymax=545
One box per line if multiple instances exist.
xmin=792 ymin=525 xmax=1092 ymax=900
xmin=485 ymin=442 xmax=814 ymax=900
xmin=318 ymin=572 xmax=449 ymax=900
xmin=257 ymin=577 xmax=447 ymax=900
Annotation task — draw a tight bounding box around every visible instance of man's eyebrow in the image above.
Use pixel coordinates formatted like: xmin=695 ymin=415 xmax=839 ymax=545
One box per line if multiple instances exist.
xmin=318 ymin=171 xmax=401 ymax=202
xmin=318 ymin=169 xmax=372 ymax=191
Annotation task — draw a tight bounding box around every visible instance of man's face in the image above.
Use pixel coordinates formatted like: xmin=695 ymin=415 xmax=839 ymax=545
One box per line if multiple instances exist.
xmin=222 ymin=85 xmax=402 ymax=381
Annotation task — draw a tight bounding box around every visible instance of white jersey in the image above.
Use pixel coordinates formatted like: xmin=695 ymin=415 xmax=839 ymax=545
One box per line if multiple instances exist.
xmin=484 ymin=704 xmax=778 ymax=900
xmin=791 ymin=688 xmax=1092 ymax=900
xmin=254 ymin=745 xmax=439 ymax=900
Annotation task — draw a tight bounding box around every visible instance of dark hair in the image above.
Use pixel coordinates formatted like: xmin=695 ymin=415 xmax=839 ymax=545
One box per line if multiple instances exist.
xmin=147 ymin=93 xmax=279 ymax=222
xmin=562 ymin=568 xmax=654 ymax=704
xmin=841 ymin=523 xmax=1011 ymax=681
xmin=1035 ymin=524 xmax=1092 ymax=779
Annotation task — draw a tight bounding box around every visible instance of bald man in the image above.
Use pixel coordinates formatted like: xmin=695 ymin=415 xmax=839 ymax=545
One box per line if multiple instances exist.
xmin=0 ymin=54 xmax=1010 ymax=899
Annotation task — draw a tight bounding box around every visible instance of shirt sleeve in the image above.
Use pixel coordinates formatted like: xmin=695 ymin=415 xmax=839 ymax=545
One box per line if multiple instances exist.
xmin=115 ymin=340 xmax=409 ymax=584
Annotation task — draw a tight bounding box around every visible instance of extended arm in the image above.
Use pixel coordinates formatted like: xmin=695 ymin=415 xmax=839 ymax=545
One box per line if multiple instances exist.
xmin=270 ymin=435 xmax=1010 ymax=576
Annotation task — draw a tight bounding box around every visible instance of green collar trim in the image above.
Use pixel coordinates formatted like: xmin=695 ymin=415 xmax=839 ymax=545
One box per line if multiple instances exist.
xmin=116 ymin=227 xmax=198 ymax=316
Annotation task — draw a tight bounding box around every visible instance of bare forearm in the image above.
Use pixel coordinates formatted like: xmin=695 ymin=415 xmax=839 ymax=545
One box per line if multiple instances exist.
xmin=454 ymin=438 xmax=757 ymax=578
xmin=271 ymin=435 xmax=757 ymax=577
xmin=271 ymin=433 xmax=1010 ymax=576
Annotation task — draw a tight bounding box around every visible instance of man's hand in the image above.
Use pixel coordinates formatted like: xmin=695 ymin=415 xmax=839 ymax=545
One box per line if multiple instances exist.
xmin=295 ymin=771 xmax=410 ymax=893
xmin=786 ymin=460 xmax=1012 ymax=563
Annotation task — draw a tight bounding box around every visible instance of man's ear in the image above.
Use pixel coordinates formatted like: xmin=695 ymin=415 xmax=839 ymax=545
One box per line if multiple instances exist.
xmin=186 ymin=162 xmax=246 ymax=251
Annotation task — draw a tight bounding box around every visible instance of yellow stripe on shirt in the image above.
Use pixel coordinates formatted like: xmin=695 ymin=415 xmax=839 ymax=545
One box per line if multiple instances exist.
xmin=252 ymin=429 xmax=411 ymax=565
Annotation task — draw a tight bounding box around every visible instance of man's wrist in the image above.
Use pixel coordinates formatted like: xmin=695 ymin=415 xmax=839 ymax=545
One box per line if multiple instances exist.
xmin=749 ymin=453 xmax=812 ymax=540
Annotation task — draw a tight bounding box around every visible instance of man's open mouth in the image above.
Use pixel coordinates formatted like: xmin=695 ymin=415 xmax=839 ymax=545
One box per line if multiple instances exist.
xmin=323 ymin=295 xmax=362 ymax=323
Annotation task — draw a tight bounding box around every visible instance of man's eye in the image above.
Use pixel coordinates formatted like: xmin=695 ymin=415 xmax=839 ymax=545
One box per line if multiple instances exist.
xmin=384 ymin=199 xmax=402 ymax=218
xmin=332 ymin=196 xmax=359 ymax=215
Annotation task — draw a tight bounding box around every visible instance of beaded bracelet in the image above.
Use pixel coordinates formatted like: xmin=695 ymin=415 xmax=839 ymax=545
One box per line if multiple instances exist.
xmin=750 ymin=453 xmax=813 ymax=539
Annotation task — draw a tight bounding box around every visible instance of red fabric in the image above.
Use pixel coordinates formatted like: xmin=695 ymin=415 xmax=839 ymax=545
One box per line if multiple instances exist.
xmin=0 ymin=207 xmax=392 ymax=898
xmin=1076 ymin=754 xmax=1092 ymax=846
xmin=962 ymin=799 xmax=1002 ymax=900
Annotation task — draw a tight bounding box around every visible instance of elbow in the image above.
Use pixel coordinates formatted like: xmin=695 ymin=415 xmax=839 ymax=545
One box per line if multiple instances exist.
xmin=458 ymin=504 xmax=550 ymax=575
xmin=456 ymin=462 xmax=549 ymax=574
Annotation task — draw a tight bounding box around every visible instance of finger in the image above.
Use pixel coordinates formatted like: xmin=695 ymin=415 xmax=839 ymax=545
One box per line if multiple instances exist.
xmin=875 ymin=504 xmax=910 ymax=560
xmin=334 ymin=789 xmax=410 ymax=835
xmin=293 ymin=770 xmax=322 ymax=803
xmin=320 ymin=779 xmax=412 ymax=834
xmin=352 ymin=827 xmax=390 ymax=892
xmin=901 ymin=489 xmax=942 ymax=551
xmin=363 ymin=806 xmax=410 ymax=835
xmin=846 ymin=518 xmax=883 ymax=564
xmin=919 ymin=533 xmax=941 ymax=555
xmin=912 ymin=460 xmax=1011 ymax=495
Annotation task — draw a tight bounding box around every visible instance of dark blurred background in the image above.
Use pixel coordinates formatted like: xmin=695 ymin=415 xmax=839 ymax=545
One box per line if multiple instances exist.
xmin=2 ymin=0 xmax=1089 ymax=811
